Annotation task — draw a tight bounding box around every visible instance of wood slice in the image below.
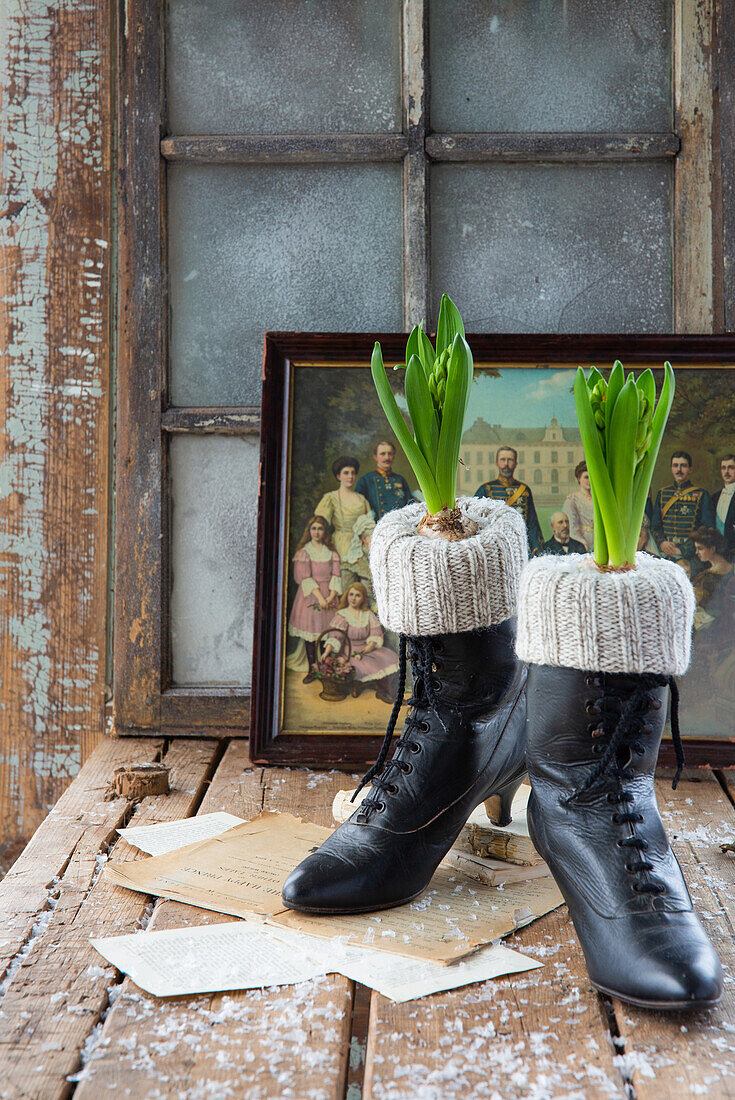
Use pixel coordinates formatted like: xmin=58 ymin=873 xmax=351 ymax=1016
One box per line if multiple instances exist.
xmin=110 ymin=762 xmax=170 ymax=800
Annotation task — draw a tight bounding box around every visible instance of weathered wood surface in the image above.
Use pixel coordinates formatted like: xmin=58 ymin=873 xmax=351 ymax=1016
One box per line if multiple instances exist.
xmin=717 ymin=0 xmax=735 ymax=332
xmin=674 ymin=0 xmax=715 ymax=333
xmin=161 ymin=406 xmax=261 ymax=435
xmin=402 ymin=0 xmax=430 ymax=327
xmin=0 ymin=740 xmax=732 ymax=1098
xmin=74 ymin=745 xmax=361 ymax=1099
xmin=0 ymin=0 xmax=112 ymax=860
xmin=364 ymin=903 xmax=622 ymax=1100
xmin=110 ymin=761 xmax=170 ymax=799
xmin=0 ymin=737 xmax=162 ymax=985
xmin=161 ymin=134 xmax=408 ymax=163
xmin=0 ymin=738 xmax=219 ymax=1098
xmin=426 ymin=132 xmax=681 ymax=162
xmin=113 ymin=0 xmax=165 ymax=733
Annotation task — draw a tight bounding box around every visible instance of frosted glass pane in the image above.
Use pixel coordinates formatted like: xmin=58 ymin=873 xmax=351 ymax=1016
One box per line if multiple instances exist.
xmin=170 ymin=435 xmax=259 ymax=685
xmin=169 ymin=164 xmax=403 ymax=405
xmin=430 ymin=0 xmax=671 ymax=132
xmin=167 ymin=0 xmax=401 ymax=133
xmin=431 ymin=163 xmax=671 ymax=333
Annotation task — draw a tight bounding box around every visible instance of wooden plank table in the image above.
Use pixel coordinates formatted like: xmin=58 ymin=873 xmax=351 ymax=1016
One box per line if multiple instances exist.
xmin=0 ymin=736 xmax=732 ymax=1099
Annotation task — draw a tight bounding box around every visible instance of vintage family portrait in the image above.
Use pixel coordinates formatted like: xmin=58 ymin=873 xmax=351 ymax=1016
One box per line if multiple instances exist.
xmin=278 ymin=358 xmax=735 ymax=743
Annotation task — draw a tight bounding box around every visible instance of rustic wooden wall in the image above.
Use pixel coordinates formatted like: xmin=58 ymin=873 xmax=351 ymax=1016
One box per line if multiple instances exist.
xmin=0 ymin=0 xmax=112 ymax=864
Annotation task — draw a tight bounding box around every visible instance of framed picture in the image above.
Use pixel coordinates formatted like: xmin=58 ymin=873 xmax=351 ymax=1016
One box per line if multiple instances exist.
xmin=251 ymin=333 xmax=735 ymax=768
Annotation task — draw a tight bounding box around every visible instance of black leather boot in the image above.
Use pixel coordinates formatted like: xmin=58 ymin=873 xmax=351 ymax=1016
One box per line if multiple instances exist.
xmin=525 ymin=664 xmax=723 ymax=1010
xmin=282 ymin=619 xmax=527 ymax=914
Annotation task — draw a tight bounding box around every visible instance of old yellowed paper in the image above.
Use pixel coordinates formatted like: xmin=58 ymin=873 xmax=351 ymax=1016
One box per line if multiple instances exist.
xmin=266 ymin=925 xmax=544 ymax=1002
xmin=269 ymin=865 xmax=563 ymax=963
xmin=105 ymin=812 xmax=332 ymax=917
xmin=105 ymin=810 xmax=563 ymax=964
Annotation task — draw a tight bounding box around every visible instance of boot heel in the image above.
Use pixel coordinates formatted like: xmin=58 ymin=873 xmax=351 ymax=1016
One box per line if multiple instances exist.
xmin=484 ymin=776 xmax=525 ymax=827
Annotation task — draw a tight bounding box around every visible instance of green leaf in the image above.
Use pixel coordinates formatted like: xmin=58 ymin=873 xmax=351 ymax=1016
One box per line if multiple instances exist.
xmin=607 ymin=377 xmax=639 ymax=534
xmin=405 ymin=324 xmax=421 ymax=369
xmin=436 ymin=294 xmax=465 ymax=357
xmin=405 ymin=353 xmax=438 ymax=469
xmin=574 ymin=368 xmax=626 ymax=566
xmin=435 ymin=335 xmax=471 ymax=508
xmin=587 ymin=366 xmax=605 ymax=391
xmin=605 ymin=360 xmax=625 ymax=444
xmin=628 ymin=362 xmax=675 ymax=561
xmin=370 ymin=343 xmax=442 ymax=512
xmin=417 ymin=326 xmax=436 ymax=380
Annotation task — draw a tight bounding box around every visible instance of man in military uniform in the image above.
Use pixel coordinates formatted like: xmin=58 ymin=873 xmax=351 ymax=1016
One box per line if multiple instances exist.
xmin=475 ymin=445 xmax=543 ymax=556
xmin=652 ymin=451 xmax=715 ymax=564
xmin=713 ymin=453 xmax=735 ymax=561
xmin=355 ymin=441 xmax=414 ymax=520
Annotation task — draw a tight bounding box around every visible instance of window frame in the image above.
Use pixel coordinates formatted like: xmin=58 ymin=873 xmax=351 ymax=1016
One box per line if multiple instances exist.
xmin=114 ymin=0 xmax=727 ymax=740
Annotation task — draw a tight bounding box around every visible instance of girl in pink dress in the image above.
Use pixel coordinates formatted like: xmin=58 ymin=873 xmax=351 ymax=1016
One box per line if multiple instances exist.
xmin=288 ymin=515 xmax=341 ymax=684
xmin=324 ymin=582 xmax=399 ymax=704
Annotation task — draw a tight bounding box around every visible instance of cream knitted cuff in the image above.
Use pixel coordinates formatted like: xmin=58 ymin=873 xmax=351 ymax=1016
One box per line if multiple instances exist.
xmin=515 ymin=551 xmax=695 ymax=676
xmin=369 ymin=497 xmax=528 ymax=636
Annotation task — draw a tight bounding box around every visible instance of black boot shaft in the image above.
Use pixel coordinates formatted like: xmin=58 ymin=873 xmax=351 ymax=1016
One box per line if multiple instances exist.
xmin=282 ymin=623 xmax=527 ymax=914
xmin=525 ymin=662 xmax=722 ymax=1009
xmin=526 ymin=666 xmax=667 ymax=781
xmin=417 ymin=617 xmax=521 ymax=712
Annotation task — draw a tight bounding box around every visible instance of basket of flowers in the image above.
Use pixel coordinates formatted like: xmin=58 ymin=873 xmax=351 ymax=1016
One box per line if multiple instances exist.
xmin=315 ymin=628 xmax=354 ymax=701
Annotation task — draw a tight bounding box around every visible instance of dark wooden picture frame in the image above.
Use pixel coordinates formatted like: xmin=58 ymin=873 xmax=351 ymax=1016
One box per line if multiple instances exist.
xmin=251 ymin=331 xmax=735 ymax=769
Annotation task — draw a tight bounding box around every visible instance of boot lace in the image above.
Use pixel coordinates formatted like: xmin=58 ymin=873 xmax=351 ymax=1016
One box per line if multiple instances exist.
xmin=564 ymin=672 xmax=684 ymax=898
xmin=350 ymin=636 xmax=449 ymax=822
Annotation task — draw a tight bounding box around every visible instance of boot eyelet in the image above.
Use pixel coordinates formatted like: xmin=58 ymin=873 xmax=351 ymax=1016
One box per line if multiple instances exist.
xmin=387 ymin=783 xmax=398 ymax=794
xmin=585 ymin=674 xmax=599 ymax=687
xmin=592 ymin=744 xmax=604 ymax=754
xmin=409 ymin=742 xmax=421 ymax=753
xmin=419 ymin=720 xmax=430 ymax=733
xmin=432 ymin=678 xmax=443 ymax=692
xmin=649 ymin=698 xmax=662 ymax=711
xmin=585 ymin=701 xmax=601 ymax=716
xmin=589 ymin=725 xmax=604 ymax=739
xmin=432 ymin=660 xmax=443 ymax=673
xmin=401 ymin=762 xmax=413 ymax=774
xmin=376 ymin=801 xmax=386 ymax=813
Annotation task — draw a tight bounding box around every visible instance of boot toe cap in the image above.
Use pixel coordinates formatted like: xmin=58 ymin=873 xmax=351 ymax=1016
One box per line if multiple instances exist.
xmin=282 ymin=846 xmax=396 ymax=914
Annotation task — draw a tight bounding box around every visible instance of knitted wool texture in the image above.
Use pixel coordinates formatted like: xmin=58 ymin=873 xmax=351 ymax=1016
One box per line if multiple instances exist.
xmin=515 ymin=551 xmax=695 ymax=675
xmin=369 ymin=497 xmax=527 ymax=636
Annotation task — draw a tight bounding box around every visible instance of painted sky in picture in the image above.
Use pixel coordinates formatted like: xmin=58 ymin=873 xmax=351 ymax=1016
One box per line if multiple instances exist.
xmin=469 ymin=366 xmax=577 ymax=428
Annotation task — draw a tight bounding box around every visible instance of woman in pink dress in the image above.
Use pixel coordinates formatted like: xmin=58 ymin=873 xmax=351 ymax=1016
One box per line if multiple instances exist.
xmin=323 ymin=582 xmax=399 ymax=704
xmin=288 ymin=515 xmax=341 ymax=684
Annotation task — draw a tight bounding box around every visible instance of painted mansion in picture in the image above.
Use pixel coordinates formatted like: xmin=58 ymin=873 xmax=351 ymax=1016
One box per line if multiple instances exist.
xmin=458 ymin=416 xmax=584 ymax=508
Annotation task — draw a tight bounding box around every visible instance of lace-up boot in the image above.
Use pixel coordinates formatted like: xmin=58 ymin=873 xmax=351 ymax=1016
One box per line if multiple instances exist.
xmin=517 ymin=552 xmax=722 ymax=1010
xmin=282 ymin=497 xmax=529 ymax=915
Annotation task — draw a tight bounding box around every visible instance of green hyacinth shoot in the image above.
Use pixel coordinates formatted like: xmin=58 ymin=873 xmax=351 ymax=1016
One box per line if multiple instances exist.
xmin=574 ymin=360 xmax=675 ymax=569
xmin=370 ymin=294 xmax=474 ymax=516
